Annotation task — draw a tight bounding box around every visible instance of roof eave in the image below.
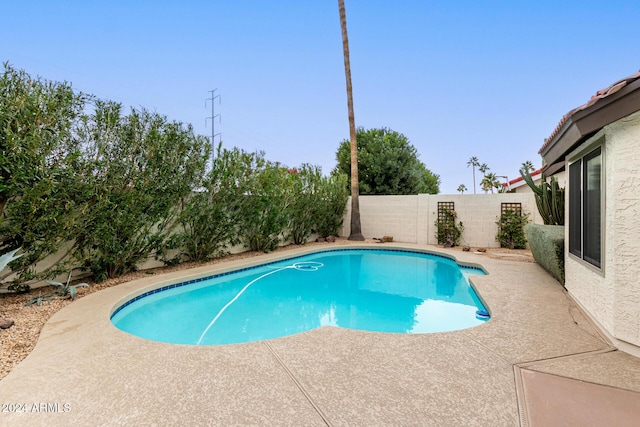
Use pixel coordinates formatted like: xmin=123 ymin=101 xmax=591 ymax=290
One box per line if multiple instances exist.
xmin=540 ymin=78 xmax=640 ymax=171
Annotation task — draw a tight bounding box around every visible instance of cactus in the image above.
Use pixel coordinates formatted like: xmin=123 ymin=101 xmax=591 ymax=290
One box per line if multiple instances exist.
xmin=519 ymin=169 xmax=565 ymax=225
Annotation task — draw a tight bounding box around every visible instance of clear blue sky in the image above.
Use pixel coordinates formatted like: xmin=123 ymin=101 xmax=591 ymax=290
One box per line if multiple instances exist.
xmin=2 ymin=0 xmax=639 ymax=193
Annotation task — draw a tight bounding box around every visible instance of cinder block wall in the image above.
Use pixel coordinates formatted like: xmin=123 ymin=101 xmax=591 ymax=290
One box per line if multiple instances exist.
xmin=341 ymin=193 xmax=542 ymax=247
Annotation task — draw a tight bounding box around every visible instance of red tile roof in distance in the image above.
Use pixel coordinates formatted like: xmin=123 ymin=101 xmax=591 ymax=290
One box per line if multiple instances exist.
xmin=539 ymin=70 xmax=640 ymax=154
xmin=502 ymin=168 xmax=542 ymax=188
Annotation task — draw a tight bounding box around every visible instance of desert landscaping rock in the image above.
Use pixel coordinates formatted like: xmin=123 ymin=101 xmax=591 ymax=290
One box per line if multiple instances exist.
xmin=0 ymin=319 xmax=14 ymax=329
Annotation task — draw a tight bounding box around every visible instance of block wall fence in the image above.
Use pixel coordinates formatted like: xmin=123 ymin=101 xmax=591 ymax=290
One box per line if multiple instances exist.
xmin=3 ymin=192 xmax=542 ymax=289
xmin=339 ymin=193 xmax=543 ymax=248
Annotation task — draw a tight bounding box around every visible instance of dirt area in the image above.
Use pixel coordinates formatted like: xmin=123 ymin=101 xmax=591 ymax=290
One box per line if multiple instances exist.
xmin=449 ymin=245 xmax=535 ymax=263
xmin=0 ymin=240 xmax=533 ymax=380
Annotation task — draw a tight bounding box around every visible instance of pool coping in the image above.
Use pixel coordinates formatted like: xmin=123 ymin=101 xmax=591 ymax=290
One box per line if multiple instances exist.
xmin=1 ymin=242 xmax=639 ymax=426
xmin=109 ymin=246 xmax=488 ymax=326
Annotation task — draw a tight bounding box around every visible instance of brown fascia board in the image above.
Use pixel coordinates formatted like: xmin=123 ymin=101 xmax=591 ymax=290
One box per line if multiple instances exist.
xmin=540 ymin=78 xmax=640 ymax=170
xmin=539 ymin=118 xmax=587 ymax=168
xmin=541 ymin=160 xmax=565 ymax=176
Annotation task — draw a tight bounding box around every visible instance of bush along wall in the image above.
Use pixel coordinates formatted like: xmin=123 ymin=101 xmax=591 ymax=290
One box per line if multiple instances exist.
xmin=288 ymin=165 xmax=349 ymax=244
xmin=519 ymin=168 xmax=566 ymax=285
xmin=1 ymin=63 xmax=87 ymax=288
xmin=435 ymin=209 xmax=463 ymax=247
xmin=524 ymin=224 xmax=564 ymax=285
xmin=0 ymin=64 xmax=349 ymax=289
xmin=71 ymin=102 xmax=210 ymax=281
xmin=496 ymin=210 xmax=529 ymax=249
xmin=170 ymin=146 xmax=255 ymax=263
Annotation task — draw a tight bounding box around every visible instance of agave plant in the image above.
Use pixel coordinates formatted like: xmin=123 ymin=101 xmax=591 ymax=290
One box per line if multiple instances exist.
xmin=46 ymin=271 xmax=89 ymax=300
xmin=1 ymin=248 xmax=26 ymax=292
xmin=519 ymin=168 xmax=564 ymax=225
xmin=0 ymin=248 xmax=23 ymax=273
xmin=24 ymin=292 xmax=54 ymax=307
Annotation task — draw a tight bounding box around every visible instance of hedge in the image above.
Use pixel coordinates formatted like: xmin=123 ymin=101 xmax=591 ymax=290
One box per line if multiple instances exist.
xmin=524 ymin=224 xmax=564 ymax=285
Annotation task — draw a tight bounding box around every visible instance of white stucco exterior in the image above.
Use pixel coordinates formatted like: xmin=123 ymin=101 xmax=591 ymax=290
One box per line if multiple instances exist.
xmin=565 ymin=109 xmax=640 ymax=354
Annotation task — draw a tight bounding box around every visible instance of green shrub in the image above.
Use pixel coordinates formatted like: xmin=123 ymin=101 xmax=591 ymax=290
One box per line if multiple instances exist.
xmin=1 ymin=63 xmax=87 ymax=287
xmin=314 ymin=173 xmax=349 ymax=238
xmin=240 ymin=157 xmax=293 ymax=252
xmin=524 ymin=224 xmax=564 ymax=284
xmin=171 ymin=146 xmax=255 ymax=262
xmin=496 ymin=209 xmax=529 ymax=249
xmin=435 ymin=210 xmax=463 ymax=247
xmin=2 ymin=64 xmax=351 ymax=283
xmin=72 ymin=102 xmax=209 ymax=281
xmin=288 ymin=165 xmax=320 ymax=245
xmin=288 ymin=167 xmax=349 ymax=244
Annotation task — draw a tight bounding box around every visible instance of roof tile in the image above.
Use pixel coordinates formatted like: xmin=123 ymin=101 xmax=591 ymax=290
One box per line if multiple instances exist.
xmin=539 ymin=71 xmax=640 ymax=154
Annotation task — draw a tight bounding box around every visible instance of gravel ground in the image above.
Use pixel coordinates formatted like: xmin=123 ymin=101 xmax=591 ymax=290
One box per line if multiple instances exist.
xmin=0 ymin=240 xmax=533 ymax=380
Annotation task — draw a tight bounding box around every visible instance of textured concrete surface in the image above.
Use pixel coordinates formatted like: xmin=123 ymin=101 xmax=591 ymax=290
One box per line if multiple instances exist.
xmin=0 ymin=243 xmax=638 ymax=426
xmin=518 ymin=369 xmax=640 ymax=427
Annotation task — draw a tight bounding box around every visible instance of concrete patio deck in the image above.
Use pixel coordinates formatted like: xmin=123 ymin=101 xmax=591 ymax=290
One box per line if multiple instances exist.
xmin=1 ymin=243 xmax=639 ymax=426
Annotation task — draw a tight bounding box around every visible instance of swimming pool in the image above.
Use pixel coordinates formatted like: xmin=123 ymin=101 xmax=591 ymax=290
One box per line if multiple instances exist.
xmin=111 ymin=249 xmax=489 ymax=345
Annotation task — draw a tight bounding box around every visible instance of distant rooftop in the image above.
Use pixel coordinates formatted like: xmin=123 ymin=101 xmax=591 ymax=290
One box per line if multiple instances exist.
xmin=503 ymin=168 xmax=542 ymax=187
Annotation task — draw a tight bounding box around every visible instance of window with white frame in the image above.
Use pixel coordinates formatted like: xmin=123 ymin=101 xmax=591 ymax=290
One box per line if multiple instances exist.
xmin=568 ymin=145 xmax=602 ymax=269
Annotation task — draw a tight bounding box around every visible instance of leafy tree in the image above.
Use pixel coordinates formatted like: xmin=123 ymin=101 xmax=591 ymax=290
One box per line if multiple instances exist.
xmin=466 ymin=156 xmax=479 ymax=194
xmin=0 ymin=63 xmax=87 ymax=288
xmin=338 ymin=0 xmax=364 ymax=241
xmin=335 ymin=127 xmax=440 ymax=195
xmin=415 ymin=161 xmax=440 ymax=194
xmin=72 ymin=101 xmax=209 ymax=281
xmin=457 ymin=184 xmax=467 ymax=194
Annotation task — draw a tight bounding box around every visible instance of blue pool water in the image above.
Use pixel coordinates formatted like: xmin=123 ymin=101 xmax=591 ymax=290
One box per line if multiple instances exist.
xmin=111 ymin=249 xmax=488 ymax=345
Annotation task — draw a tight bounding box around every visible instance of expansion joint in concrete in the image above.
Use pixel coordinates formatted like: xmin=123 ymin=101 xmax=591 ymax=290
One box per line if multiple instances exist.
xmin=263 ymin=341 xmax=333 ymax=426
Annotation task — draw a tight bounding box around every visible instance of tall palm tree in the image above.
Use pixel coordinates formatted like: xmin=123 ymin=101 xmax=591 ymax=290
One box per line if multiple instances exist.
xmin=457 ymin=184 xmax=467 ymax=194
xmin=481 ymin=172 xmax=501 ymax=193
xmin=478 ymin=163 xmax=490 ymax=177
xmin=521 ymin=160 xmax=534 ymax=173
xmin=466 ymin=156 xmax=479 ymax=194
xmin=338 ymin=0 xmax=364 ymax=240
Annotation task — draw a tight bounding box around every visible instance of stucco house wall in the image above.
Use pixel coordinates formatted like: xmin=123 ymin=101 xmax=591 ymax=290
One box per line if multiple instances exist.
xmin=540 ymin=71 xmax=640 ymax=355
xmin=566 ymin=110 xmax=640 ymax=350
xmin=610 ymin=112 xmax=640 ymax=347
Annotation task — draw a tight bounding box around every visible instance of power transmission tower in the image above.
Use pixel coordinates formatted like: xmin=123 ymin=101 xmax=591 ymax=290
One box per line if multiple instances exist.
xmin=205 ymin=89 xmax=221 ymax=165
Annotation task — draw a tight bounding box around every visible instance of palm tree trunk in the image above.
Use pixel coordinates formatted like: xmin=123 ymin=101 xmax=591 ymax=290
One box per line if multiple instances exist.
xmin=338 ymin=0 xmax=364 ymax=241
xmin=472 ymin=168 xmax=476 ymax=194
